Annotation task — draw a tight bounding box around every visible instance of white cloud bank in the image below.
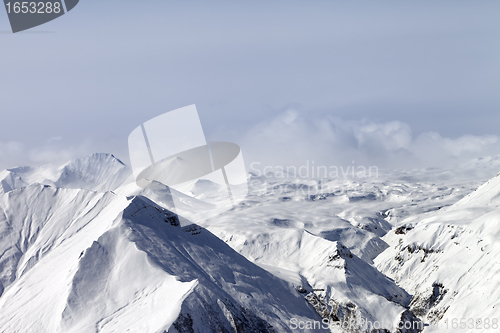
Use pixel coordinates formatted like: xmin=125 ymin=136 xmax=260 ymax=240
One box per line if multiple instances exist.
xmin=239 ymin=109 xmax=500 ymax=170
xmin=1 ymin=109 xmax=498 ymax=173
xmin=0 ymin=139 xmax=92 ymax=171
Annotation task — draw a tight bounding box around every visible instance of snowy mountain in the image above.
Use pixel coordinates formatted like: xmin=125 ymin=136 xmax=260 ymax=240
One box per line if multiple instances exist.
xmin=375 ymin=172 xmax=500 ymax=332
xmin=0 ymin=155 xmax=322 ymax=333
xmin=0 ymin=153 xmax=498 ymax=332
xmin=0 ymin=153 xmax=131 ymax=194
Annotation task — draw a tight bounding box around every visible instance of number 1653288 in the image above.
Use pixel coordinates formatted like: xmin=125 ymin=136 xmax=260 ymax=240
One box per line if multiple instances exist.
xmin=5 ymin=2 xmax=62 ymax=14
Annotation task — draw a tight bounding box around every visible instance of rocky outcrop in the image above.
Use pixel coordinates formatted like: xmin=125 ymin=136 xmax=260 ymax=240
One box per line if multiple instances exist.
xmin=409 ymin=282 xmax=449 ymax=324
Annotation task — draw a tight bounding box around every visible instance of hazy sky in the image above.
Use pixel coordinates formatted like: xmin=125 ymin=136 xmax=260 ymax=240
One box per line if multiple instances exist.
xmin=1 ymin=1 xmax=499 ymax=170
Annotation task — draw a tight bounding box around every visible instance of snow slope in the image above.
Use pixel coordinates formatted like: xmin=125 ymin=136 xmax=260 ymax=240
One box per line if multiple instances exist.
xmin=375 ymin=173 xmax=500 ymax=332
xmin=200 ymin=175 xmax=425 ymax=332
xmin=0 ymin=182 xmax=323 ymax=332
xmin=1 ymin=153 xmax=498 ymax=332
xmin=197 ymin=164 xmax=498 ymax=332
xmin=0 ymin=153 xmax=131 ymax=194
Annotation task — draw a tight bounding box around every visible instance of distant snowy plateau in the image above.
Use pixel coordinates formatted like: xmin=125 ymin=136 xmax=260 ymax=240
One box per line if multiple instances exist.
xmin=0 ymin=153 xmax=499 ymax=333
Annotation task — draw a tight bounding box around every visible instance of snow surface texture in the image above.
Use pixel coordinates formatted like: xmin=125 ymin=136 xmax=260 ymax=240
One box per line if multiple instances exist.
xmin=0 ymin=153 xmax=499 ymax=332
xmin=375 ymin=172 xmax=500 ymax=332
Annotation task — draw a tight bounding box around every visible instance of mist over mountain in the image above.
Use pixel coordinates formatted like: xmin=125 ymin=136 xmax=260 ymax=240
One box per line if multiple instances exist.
xmin=0 ymin=153 xmax=499 ymax=332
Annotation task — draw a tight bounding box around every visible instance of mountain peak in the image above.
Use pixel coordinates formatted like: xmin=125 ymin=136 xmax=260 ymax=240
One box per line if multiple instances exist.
xmin=453 ymin=172 xmax=500 ymax=208
xmin=68 ymin=153 xmax=126 ymax=166
xmin=123 ymin=195 xmax=180 ymax=227
xmin=0 ymin=153 xmax=132 ymax=194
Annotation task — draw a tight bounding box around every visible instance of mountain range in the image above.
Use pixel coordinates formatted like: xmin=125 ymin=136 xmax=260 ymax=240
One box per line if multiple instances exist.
xmin=0 ymin=153 xmax=499 ymax=332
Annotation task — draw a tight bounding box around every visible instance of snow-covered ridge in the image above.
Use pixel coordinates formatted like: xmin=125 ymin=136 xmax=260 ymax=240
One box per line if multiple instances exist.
xmin=0 ymin=184 xmax=322 ymax=332
xmin=0 ymin=153 xmax=131 ymax=194
xmin=0 ymin=153 xmax=498 ymax=332
xmin=452 ymin=172 xmax=500 ymax=208
xmin=375 ymin=171 xmax=500 ymax=332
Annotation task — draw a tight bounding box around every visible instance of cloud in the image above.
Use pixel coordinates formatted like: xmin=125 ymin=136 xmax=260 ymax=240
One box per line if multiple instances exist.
xmin=0 ymin=138 xmax=93 ymax=170
xmin=0 ymin=141 xmax=26 ymax=166
xmin=239 ymin=108 xmax=500 ymax=170
xmin=1 ymin=108 xmax=498 ymax=173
